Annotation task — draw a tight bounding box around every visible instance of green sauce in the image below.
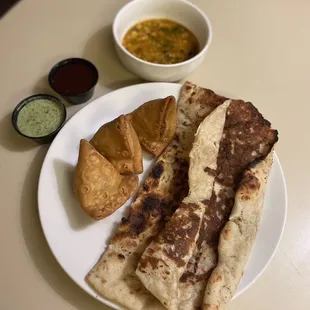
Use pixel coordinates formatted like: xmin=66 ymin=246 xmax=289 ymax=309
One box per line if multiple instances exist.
xmin=17 ymin=99 xmax=65 ymax=137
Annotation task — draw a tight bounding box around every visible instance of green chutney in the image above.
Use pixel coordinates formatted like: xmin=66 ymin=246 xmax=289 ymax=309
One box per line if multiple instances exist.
xmin=17 ymin=98 xmax=65 ymax=137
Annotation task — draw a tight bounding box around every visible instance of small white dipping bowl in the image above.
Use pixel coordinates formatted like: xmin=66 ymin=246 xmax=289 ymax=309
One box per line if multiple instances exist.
xmin=112 ymin=0 xmax=212 ymax=82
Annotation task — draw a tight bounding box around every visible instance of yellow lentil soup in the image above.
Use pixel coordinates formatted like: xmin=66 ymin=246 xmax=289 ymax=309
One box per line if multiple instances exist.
xmin=122 ymin=19 xmax=200 ymax=65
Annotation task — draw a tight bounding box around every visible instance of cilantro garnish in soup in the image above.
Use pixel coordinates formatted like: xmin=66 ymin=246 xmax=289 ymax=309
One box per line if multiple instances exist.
xmin=122 ymin=19 xmax=200 ymax=65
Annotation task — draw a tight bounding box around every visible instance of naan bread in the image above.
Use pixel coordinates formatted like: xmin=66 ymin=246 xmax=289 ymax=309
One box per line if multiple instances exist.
xmin=90 ymin=115 xmax=143 ymax=174
xmin=126 ymin=96 xmax=177 ymax=156
xmin=203 ymin=151 xmax=274 ymax=310
xmin=136 ymin=102 xmax=231 ymax=310
xmin=73 ymin=139 xmax=139 ymax=220
xmin=178 ymin=100 xmax=278 ymax=310
xmin=85 ymin=82 xmax=227 ymax=309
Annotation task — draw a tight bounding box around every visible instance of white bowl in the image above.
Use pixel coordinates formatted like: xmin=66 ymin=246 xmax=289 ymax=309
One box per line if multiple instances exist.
xmin=112 ymin=0 xmax=212 ymax=82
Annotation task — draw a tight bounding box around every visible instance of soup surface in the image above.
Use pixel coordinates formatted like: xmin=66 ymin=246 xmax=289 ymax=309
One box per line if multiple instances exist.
xmin=122 ymin=19 xmax=200 ymax=64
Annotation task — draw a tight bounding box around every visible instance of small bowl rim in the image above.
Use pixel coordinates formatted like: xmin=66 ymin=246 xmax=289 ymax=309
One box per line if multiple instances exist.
xmin=12 ymin=94 xmax=67 ymax=140
xmin=48 ymin=57 xmax=99 ymax=97
xmin=112 ymin=0 xmax=213 ymax=68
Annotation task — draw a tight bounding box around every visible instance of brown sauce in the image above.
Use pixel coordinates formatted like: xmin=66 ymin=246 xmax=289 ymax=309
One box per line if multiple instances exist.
xmin=52 ymin=63 xmax=97 ymax=95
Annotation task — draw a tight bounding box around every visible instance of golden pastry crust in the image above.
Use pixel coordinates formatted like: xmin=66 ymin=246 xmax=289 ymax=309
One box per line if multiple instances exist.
xmin=73 ymin=139 xmax=139 ymax=220
xmin=127 ymin=96 xmax=177 ymax=156
xmin=90 ymin=115 xmax=143 ymax=174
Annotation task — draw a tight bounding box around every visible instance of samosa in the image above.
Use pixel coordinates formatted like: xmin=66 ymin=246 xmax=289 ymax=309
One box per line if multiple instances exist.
xmin=90 ymin=115 xmax=143 ymax=174
xmin=126 ymin=96 xmax=177 ymax=156
xmin=73 ymin=139 xmax=139 ymax=220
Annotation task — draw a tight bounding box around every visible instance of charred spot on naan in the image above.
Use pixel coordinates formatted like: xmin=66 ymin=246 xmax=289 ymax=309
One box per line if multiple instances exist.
xmin=113 ymin=195 xmax=171 ymax=240
xmin=144 ymin=157 xmax=189 ymax=203
xmin=155 ymin=202 xmax=202 ymax=267
xmin=238 ymin=171 xmax=261 ymax=201
xmin=180 ymin=262 xmax=215 ymax=284
xmin=204 ymin=304 xmax=219 ymax=310
xmin=184 ymin=82 xmax=193 ymax=91
xmin=239 ymin=172 xmax=260 ymax=190
xmin=117 ymin=254 xmax=125 ymax=260
xmin=211 ymin=272 xmax=222 ymax=283
xmin=152 ymin=161 xmax=164 ymax=179
xmin=222 ymin=226 xmax=232 ymax=240
xmin=204 ymin=167 xmax=217 ymax=176
xmin=138 ymin=255 xmax=169 ymax=272
xmin=199 ymin=191 xmax=234 ymax=246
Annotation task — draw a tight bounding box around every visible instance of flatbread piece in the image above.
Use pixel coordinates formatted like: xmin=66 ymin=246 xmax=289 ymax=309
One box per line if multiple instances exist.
xmin=203 ymin=151 xmax=274 ymax=310
xmin=178 ymin=100 xmax=278 ymax=309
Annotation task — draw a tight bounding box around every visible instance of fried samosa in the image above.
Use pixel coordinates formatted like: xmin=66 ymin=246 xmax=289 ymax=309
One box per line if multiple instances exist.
xmin=90 ymin=115 xmax=143 ymax=174
xmin=126 ymin=96 xmax=177 ymax=156
xmin=73 ymin=139 xmax=139 ymax=220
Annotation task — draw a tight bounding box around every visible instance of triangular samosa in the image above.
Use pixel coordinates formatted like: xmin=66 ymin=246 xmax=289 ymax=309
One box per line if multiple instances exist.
xmin=73 ymin=139 xmax=139 ymax=220
xmin=90 ymin=115 xmax=143 ymax=174
xmin=126 ymin=96 xmax=177 ymax=156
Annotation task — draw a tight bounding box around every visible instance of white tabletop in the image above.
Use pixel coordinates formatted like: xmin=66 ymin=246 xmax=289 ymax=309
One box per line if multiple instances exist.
xmin=0 ymin=0 xmax=309 ymax=309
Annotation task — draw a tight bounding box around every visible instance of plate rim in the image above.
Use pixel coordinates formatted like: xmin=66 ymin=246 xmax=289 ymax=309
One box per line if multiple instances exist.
xmin=37 ymin=82 xmax=287 ymax=309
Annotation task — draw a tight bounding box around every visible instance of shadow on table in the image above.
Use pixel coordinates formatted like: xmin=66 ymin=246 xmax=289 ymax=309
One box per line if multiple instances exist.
xmin=20 ymin=147 xmax=105 ymax=310
xmin=83 ymin=25 xmax=144 ymax=89
xmin=32 ymin=75 xmax=51 ymax=94
xmin=0 ymin=0 xmax=21 ymax=18
xmin=0 ymin=113 xmax=37 ymax=152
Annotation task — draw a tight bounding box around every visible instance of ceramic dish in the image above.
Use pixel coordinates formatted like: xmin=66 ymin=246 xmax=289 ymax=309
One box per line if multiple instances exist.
xmin=12 ymin=94 xmax=66 ymax=144
xmin=113 ymin=0 xmax=212 ymax=81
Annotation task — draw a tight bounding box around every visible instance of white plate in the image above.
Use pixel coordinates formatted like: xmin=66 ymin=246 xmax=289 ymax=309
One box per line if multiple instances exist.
xmin=38 ymin=83 xmax=287 ymax=309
